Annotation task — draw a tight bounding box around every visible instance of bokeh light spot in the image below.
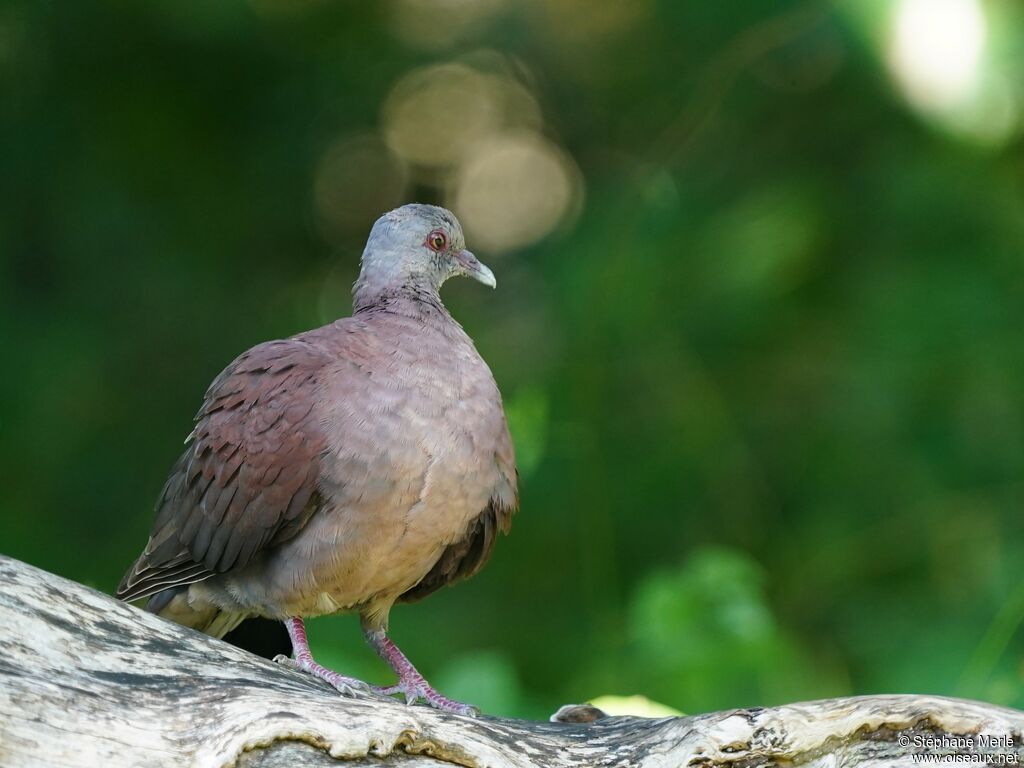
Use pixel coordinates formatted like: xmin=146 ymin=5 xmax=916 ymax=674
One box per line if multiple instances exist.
xmin=451 ymin=132 xmax=582 ymax=253
xmin=526 ymin=0 xmax=650 ymax=46
xmin=883 ymin=0 xmax=1022 ymax=146
xmin=383 ymin=63 xmax=502 ymax=169
xmin=888 ymin=0 xmax=986 ymax=112
xmin=389 ymin=0 xmax=507 ymax=50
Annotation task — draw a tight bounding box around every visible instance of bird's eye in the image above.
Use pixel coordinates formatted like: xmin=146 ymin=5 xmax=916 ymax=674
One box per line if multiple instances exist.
xmin=427 ymin=230 xmax=448 ymax=252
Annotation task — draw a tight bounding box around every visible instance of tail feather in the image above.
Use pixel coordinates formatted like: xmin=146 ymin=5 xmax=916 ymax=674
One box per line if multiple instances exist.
xmin=146 ymin=587 xmax=245 ymax=639
xmin=138 ymin=587 xmax=290 ymax=658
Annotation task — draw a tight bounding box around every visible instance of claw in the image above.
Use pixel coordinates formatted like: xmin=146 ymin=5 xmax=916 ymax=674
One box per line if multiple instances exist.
xmin=294 ymin=658 xmax=371 ymax=696
xmin=372 ymin=679 xmax=479 ymax=717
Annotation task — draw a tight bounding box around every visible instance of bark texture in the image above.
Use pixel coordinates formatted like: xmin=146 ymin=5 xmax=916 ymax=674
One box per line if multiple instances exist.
xmin=1 ymin=554 xmax=1022 ymax=768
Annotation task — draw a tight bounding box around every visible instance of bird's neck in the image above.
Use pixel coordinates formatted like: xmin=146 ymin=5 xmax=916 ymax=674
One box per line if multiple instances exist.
xmin=352 ymin=276 xmax=447 ymax=319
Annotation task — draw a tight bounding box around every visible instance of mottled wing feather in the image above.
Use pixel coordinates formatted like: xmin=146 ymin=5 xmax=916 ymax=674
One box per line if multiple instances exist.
xmin=117 ymin=339 xmax=329 ymax=603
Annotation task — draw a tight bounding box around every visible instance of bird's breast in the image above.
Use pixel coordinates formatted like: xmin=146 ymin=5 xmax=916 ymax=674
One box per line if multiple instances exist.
xmin=252 ymin=329 xmax=504 ymax=618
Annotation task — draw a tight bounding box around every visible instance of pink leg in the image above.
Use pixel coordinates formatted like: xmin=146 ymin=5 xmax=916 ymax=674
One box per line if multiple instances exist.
xmin=364 ymin=628 xmax=478 ymax=717
xmin=276 ymin=617 xmax=369 ymax=695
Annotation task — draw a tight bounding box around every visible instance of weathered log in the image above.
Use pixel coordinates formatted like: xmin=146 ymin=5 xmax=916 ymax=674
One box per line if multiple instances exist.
xmin=1 ymin=554 xmax=1022 ymax=767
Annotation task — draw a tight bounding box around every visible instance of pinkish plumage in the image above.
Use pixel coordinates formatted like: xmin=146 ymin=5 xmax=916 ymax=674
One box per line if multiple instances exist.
xmin=118 ymin=204 xmax=517 ymax=715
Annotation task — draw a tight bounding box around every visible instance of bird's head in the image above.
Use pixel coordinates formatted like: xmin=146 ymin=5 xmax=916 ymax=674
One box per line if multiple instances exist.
xmin=355 ymin=205 xmax=495 ymax=308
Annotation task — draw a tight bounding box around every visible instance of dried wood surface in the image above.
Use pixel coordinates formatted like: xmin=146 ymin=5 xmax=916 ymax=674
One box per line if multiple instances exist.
xmin=2 ymin=555 xmax=1022 ymax=768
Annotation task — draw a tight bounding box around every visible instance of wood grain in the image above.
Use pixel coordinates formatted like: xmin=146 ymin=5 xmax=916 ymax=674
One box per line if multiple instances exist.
xmin=2 ymin=555 xmax=1022 ymax=767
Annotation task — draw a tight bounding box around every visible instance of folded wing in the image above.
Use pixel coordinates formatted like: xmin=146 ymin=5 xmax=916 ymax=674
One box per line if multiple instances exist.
xmin=117 ymin=338 xmax=330 ymax=603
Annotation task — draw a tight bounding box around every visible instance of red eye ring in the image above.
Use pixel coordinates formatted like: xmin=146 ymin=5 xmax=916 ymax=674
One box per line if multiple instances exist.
xmin=426 ymin=230 xmax=448 ymax=252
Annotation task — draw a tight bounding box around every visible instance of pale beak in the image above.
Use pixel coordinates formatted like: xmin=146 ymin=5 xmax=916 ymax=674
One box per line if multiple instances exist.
xmin=454 ymin=249 xmax=497 ymax=289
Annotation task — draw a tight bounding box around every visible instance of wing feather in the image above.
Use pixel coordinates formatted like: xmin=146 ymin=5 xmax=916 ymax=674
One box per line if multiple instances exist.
xmin=117 ymin=338 xmax=330 ymax=603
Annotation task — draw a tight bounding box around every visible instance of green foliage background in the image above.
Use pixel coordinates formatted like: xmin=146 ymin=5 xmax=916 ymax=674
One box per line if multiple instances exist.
xmin=2 ymin=0 xmax=1024 ymax=718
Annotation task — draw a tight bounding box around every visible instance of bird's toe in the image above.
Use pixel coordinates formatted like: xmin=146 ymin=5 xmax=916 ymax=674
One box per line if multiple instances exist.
xmin=373 ymin=680 xmax=478 ymax=716
xmin=277 ymin=653 xmax=373 ymax=697
xmin=273 ymin=654 xmax=298 ymax=668
xmin=319 ymin=672 xmax=371 ymax=696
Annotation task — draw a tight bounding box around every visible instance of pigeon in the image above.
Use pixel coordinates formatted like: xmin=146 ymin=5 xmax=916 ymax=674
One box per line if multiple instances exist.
xmin=117 ymin=204 xmax=518 ymax=716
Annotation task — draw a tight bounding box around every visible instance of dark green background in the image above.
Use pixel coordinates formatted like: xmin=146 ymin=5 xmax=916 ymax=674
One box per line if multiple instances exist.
xmin=3 ymin=0 xmax=1023 ymax=718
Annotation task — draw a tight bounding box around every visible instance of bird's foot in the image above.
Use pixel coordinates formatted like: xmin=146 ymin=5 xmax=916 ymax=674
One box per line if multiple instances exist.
xmin=274 ymin=653 xmax=371 ymax=697
xmin=373 ymin=676 xmax=479 ymax=717
xmin=361 ymin=625 xmax=479 ymax=716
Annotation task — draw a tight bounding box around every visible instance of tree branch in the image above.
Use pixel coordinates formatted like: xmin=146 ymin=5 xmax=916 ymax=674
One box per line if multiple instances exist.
xmin=1 ymin=555 xmax=1022 ymax=767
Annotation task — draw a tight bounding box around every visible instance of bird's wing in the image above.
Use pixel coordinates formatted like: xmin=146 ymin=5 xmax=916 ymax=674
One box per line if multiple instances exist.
xmin=117 ymin=338 xmax=331 ymax=603
xmin=399 ymin=420 xmax=518 ymax=604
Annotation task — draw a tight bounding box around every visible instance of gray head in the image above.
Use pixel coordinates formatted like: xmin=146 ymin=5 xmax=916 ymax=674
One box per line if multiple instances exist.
xmin=353 ymin=204 xmax=495 ymax=309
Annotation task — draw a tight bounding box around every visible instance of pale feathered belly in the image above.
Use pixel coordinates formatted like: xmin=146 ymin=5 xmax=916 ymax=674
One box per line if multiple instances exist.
xmin=215 ymin=446 xmax=494 ymax=620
